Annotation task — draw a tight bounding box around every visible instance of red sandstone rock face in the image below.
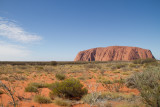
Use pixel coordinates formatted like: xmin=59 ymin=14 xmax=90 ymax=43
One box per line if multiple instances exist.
xmin=74 ymin=46 xmax=155 ymax=61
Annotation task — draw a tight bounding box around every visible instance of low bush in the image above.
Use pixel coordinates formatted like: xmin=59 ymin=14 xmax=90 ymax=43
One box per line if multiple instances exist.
xmin=49 ymin=78 xmax=88 ymax=99
xmin=34 ymin=95 xmax=52 ymax=104
xmin=55 ymin=73 xmax=66 ymax=80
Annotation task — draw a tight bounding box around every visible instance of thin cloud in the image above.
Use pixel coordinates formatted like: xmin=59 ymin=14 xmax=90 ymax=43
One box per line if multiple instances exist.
xmin=0 ymin=41 xmax=30 ymax=61
xmin=0 ymin=17 xmax=42 ymax=43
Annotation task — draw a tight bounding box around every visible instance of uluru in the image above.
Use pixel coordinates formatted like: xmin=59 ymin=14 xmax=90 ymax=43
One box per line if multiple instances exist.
xmin=74 ymin=46 xmax=155 ymax=61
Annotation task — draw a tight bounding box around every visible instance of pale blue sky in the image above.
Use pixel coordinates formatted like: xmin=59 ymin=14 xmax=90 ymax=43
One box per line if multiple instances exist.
xmin=0 ymin=0 xmax=160 ymax=61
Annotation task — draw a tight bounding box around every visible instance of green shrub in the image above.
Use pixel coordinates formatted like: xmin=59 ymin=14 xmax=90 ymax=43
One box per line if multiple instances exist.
xmin=49 ymin=78 xmax=88 ymax=99
xmin=126 ymin=67 xmax=160 ymax=107
xmin=34 ymin=95 xmax=52 ymax=104
xmin=55 ymin=73 xmax=66 ymax=80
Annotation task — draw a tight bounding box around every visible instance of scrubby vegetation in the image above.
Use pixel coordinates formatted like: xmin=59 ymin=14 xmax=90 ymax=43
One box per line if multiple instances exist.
xmin=0 ymin=60 xmax=159 ymax=107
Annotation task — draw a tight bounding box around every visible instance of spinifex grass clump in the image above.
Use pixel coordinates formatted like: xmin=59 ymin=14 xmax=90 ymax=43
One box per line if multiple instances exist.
xmin=126 ymin=67 xmax=160 ymax=107
xmin=34 ymin=95 xmax=52 ymax=104
xmin=49 ymin=78 xmax=88 ymax=100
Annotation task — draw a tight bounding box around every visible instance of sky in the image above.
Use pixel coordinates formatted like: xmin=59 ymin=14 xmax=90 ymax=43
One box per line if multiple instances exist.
xmin=0 ymin=0 xmax=160 ymax=61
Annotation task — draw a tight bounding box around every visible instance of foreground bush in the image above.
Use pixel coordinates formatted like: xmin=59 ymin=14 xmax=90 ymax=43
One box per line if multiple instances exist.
xmin=125 ymin=67 xmax=160 ymax=107
xmin=49 ymin=78 xmax=88 ymax=99
xmin=34 ymin=95 xmax=52 ymax=104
